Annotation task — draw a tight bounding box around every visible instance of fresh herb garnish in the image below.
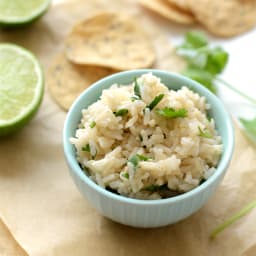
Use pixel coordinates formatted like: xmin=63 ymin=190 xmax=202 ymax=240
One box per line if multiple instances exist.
xmin=89 ymin=121 xmax=96 ymax=128
xmin=177 ymin=31 xmax=256 ymax=145
xmin=176 ymin=31 xmax=228 ymax=93
xmin=210 ymin=199 xmax=256 ymax=239
xmin=177 ymin=31 xmax=256 ymax=105
xmin=182 ymin=68 xmax=216 ymax=93
xmin=128 ymin=154 xmax=151 ymax=168
xmin=144 ymin=184 xmax=168 ymax=192
xmin=239 ymin=118 xmax=256 ymax=143
xmin=82 ymin=144 xmax=90 ymax=152
xmin=198 ymin=126 xmax=213 ymax=139
xmin=114 ymin=108 xmax=128 ymax=117
xmin=134 ymin=77 xmax=142 ymax=99
xmin=146 ymin=94 xmax=164 ymax=111
xmin=122 ymin=172 xmax=129 ymax=179
xmin=178 ymin=31 xmax=208 ymax=50
xmin=82 ymin=144 xmax=97 ymax=159
xmin=156 ymin=107 xmax=187 ymax=119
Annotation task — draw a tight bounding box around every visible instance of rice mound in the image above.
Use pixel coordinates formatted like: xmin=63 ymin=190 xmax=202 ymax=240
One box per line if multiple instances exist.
xmin=70 ymin=73 xmax=222 ymax=199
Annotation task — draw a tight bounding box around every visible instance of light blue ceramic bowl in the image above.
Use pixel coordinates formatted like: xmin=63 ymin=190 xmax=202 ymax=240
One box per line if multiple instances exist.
xmin=63 ymin=69 xmax=234 ymax=228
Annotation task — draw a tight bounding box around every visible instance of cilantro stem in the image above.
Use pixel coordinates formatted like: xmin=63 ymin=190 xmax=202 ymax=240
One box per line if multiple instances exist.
xmin=216 ymin=77 xmax=256 ymax=106
xmin=210 ymin=199 xmax=256 ymax=239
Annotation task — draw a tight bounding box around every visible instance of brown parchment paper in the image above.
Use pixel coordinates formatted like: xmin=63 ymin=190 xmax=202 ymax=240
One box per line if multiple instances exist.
xmin=0 ymin=218 xmax=28 ymax=256
xmin=0 ymin=1 xmax=256 ymax=255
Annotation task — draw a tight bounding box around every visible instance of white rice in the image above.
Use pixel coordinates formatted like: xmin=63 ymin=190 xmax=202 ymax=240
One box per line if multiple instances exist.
xmin=70 ymin=73 xmax=222 ymax=199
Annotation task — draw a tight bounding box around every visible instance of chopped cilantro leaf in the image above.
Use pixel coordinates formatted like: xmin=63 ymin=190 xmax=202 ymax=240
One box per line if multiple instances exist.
xmin=198 ymin=126 xmax=213 ymax=138
xmin=179 ymin=31 xmax=208 ymax=50
xmin=144 ymin=184 xmax=168 ymax=192
xmin=122 ymin=173 xmax=129 ymax=179
xmin=134 ymin=78 xmax=142 ymax=99
xmin=82 ymin=144 xmax=90 ymax=152
xmin=146 ymin=94 xmax=164 ymax=111
xmin=89 ymin=121 xmax=96 ymax=128
xmin=156 ymin=107 xmax=187 ymax=119
xmin=128 ymin=154 xmax=151 ymax=168
xmin=114 ymin=108 xmax=128 ymax=117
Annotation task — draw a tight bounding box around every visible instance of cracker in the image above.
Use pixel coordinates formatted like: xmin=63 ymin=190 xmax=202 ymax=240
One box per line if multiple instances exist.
xmin=47 ymin=53 xmax=114 ymax=110
xmin=187 ymin=0 xmax=256 ymax=37
xmin=139 ymin=0 xmax=195 ymax=24
xmin=65 ymin=12 xmax=156 ymax=70
xmin=166 ymin=0 xmax=190 ymax=11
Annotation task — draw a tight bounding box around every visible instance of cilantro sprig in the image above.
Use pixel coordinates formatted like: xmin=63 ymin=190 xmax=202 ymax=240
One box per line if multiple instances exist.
xmin=211 ymin=200 xmax=256 ymax=239
xmin=177 ymin=31 xmax=228 ymax=93
xmin=156 ymin=107 xmax=187 ymax=119
xmin=177 ymin=31 xmax=256 ymax=107
xmin=177 ymin=31 xmax=256 ymax=141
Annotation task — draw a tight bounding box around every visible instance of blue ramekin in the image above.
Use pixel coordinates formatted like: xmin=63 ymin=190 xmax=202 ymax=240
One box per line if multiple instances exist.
xmin=63 ymin=70 xmax=234 ymax=228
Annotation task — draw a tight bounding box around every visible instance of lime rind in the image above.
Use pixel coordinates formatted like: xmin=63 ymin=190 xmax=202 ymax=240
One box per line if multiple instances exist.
xmin=0 ymin=44 xmax=44 ymax=136
xmin=0 ymin=0 xmax=51 ymax=26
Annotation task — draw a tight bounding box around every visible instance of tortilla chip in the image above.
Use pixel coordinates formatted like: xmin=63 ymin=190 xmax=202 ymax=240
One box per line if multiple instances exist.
xmin=187 ymin=0 xmax=256 ymax=37
xmin=139 ymin=0 xmax=195 ymax=24
xmin=47 ymin=53 xmax=114 ymax=110
xmin=65 ymin=12 xmax=156 ymax=70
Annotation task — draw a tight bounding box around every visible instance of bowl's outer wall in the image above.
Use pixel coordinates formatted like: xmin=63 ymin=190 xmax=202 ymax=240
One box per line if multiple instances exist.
xmin=69 ymin=165 xmax=225 ymax=228
xmin=63 ymin=70 xmax=234 ymax=227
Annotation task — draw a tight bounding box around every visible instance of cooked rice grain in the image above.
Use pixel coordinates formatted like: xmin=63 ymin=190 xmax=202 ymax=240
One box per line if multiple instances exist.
xmin=70 ymin=73 xmax=222 ymax=199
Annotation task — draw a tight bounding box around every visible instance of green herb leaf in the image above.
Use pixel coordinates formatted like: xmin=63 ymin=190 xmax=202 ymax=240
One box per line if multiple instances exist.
xmin=179 ymin=31 xmax=208 ymax=50
xmin=144 ymin=184 xmax=168 ymax=192
xmin=177 ymin=31 xmax=256 ymax=145
xmin=205 ymin=47 xmax=229 ymax=75
xmin=176 ymin=31 xmax=229 ymax=94
xmin=198 ymin=126 xmax=213 ymax=138
xmin=182 ymin=68 xmax=216 ymax=93
xmin=210 ymin=199 xmax=256 ymax=239
xmin=89 ymin=121 xmax=96 ymax=128
xmin=239 ymin=117 xmax=256 ymax=143
xmin=82 ymin=144 xmax=90 ymax=152
xmin=128 ymin=154 xmax=151 ymax=168
xmin=134 ymin=78 xmax=142 ymax=99
xmin=156 ymin=107 xmax=187 ymax=119
xmin=131 ymin=95 xmax=140 ymax=101
xmin=146 ymin=94 xmax=164 ymax=111
xmin=122 ymin=172 xmax=129 ymax=179
xmin=114 ymin=108 xmax=128 ymax=117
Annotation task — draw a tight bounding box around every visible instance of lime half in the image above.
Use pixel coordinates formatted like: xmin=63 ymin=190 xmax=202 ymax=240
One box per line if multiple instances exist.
xmin=0 ymin=0 xmax=51 ymax=26
xmin=0 ymin=44 xmax=44 ymax=136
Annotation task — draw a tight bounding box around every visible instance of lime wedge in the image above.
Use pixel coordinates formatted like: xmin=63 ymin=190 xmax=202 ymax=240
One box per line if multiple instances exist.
xmin=0 ymin=0 xmax=51 ymax=26
xmin=0 ymin=44 xmax=44 ymax=136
